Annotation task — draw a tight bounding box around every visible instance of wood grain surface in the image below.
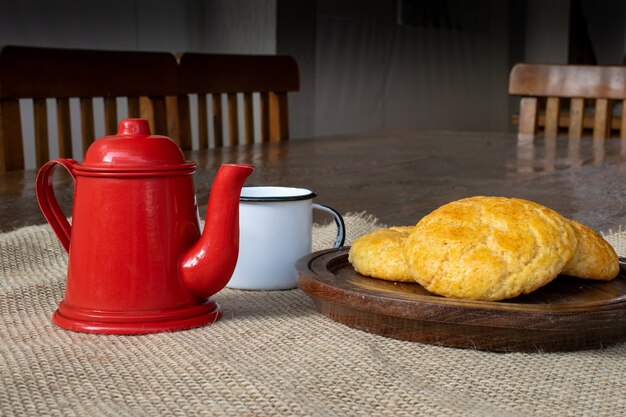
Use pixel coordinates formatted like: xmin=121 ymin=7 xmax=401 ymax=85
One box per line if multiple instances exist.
xmin=297 ymin=248 xmax=626 ymax=352
xmin=508 ymin=63 xmax=626 ymax=139
xmin=2 ymin=129 xmax=626 ymax=233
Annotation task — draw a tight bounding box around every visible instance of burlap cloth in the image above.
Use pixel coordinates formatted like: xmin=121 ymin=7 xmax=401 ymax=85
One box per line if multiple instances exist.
xmin=2 ymin=214 xmax=626 ymax=417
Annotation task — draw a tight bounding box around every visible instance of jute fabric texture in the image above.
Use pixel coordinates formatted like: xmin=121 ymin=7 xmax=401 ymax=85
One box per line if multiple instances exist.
xmin=2 ymin=214 xmax=626 ymax=417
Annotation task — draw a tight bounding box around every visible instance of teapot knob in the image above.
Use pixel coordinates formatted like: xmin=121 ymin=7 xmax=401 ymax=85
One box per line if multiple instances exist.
xmin=118 ymin=118 xmax=150 ymax=136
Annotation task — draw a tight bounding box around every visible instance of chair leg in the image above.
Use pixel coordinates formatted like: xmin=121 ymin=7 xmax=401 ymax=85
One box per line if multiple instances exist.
xmin=518 ymin=97 xmax=538 ymax=138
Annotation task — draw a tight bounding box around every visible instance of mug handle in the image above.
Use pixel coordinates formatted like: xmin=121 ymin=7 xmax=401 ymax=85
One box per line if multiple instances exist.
xmin=312 ymin=204 xmax=346 ymax=248
xmin=35 ymin=158 xmax=78 ymax=253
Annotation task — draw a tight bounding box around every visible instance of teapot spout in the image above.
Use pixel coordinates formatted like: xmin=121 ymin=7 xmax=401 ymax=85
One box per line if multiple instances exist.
xmin=180 ymin=163 xmax=253 ymax=299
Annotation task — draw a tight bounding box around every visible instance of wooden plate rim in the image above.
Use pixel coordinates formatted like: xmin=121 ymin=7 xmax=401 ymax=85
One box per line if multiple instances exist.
xmin=296 ymin=247 xmax=626 ymax=327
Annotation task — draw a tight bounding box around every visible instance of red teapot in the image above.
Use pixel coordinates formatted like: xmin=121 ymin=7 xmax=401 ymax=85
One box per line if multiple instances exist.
xmin=36 ymin=119 xmax=253 ymax=334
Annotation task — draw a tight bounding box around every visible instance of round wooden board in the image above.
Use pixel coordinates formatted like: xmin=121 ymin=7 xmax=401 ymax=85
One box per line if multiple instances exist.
xmin=296 ymin=248 xmax=626 ymax=352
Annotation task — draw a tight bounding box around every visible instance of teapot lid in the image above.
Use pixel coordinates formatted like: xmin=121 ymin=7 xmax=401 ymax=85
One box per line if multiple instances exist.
xmin=76 ymin=119 xmax=195 ymax=173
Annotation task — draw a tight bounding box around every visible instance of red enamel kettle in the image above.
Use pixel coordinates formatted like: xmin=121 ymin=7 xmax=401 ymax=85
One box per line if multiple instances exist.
xmin=36 ymin=119 xmax=253 ymax=334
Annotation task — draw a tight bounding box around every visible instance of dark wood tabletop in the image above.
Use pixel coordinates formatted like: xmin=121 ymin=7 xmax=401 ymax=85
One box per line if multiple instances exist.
xmin=2 ymin=129 xmax=626 ymax=233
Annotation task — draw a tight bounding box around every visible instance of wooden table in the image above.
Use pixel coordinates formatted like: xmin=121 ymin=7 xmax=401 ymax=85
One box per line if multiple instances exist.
xmin=2 ymin=129 xmax=626 ymax=232
xmin=4 ymin=130 xmax=626 ymax=416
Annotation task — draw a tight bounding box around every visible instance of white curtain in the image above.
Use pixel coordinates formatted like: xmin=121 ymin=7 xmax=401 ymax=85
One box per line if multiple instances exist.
xmin=314 ymin=9 xmax=511 ymax=137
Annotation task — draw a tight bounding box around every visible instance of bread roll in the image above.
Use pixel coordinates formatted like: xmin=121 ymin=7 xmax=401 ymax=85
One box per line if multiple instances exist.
xmin=562 ymin=220 xmax=619 ymax=280
xmin=404 ymin=196 xmax=579 ymax=301
xmin=348 ymin=227 xmax=414 ymax=282
xmin=348 ymin=196 xmax=619 ymax=301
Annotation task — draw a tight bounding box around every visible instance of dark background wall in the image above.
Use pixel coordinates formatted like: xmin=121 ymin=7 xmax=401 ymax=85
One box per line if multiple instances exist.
xmin=279 ymin=0 xmax=625 ymax=138
xmin=1 ymin=0 xmax=625 ymax=166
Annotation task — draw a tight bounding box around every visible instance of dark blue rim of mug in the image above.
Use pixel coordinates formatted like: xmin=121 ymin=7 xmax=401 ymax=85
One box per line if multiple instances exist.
xmin=240 ymin=186 xmax=317 ymax=202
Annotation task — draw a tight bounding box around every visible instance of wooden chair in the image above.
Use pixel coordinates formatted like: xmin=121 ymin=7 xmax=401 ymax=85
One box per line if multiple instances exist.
xmin=508 ymin=63 xmax=626 ymax=139
xmin=0 ymin=45 xmax=179 ymax=172
xmin=177 ymin=53 xmax=299 ymax=150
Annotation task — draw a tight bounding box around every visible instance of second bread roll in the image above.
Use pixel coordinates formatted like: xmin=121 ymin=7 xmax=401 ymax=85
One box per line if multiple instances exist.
xmin=404 ymin=196 xmax=579 ymax=301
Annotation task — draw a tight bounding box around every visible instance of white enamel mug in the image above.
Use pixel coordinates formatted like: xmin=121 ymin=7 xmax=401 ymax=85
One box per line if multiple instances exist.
xmin=228 ymin=186 xmax=345 ymax=290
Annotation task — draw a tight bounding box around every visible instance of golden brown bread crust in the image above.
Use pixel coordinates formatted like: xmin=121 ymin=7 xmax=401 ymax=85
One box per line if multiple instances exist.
xmin=348 ymin=228 xmax=414 ymax=282
xmin=389 ymin=226 xmax=415 ymax=234
xmin=404 ymin=196 xmax=579 ymax=301
xmin=348 ymin=196 xmax=619 ymax=301
xmin=562 ymin=220 xmax=619 ymax=280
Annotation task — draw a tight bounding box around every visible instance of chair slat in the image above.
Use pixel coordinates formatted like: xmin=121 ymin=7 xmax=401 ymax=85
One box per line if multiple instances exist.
xmin=33 ymin=98 xmax=50 ymax=168
xmin=56 ymin=98 xmax=73 ymax=158
xmin=518 ymin=97 xmax=538 ymax=137
xmin=140 ymin=96 xmax=169 ymax=136
xmin=0 ymin=99 xmax=25 ymax=171
xmin=139 ymin=96 xmax=152 ymax=130
xmin=127 ymin=97 xmax=140 ymax=118
xmin=174 ymin=95 xmax=191 ymax=149
xmin=80 ymin=98 xmax=95 ymax=153
xmin=149 ymin=97 xmax=168 ymax=136
xmin=227 ymin=93 xmax=238 ymax=146
xmin=103 ymin=97 xmax=117 ymax=135
xmin=545 ymin=97 xmax=560 ymax=138
xmin=212 ymin=94 xmax=223 ymax=148
xmin=243 ymin=93 xmax=254 ymax=145
xmin=621 ymin=99 xmax=626 ymax=140
xmin=593 ymin=99 xmax=611 ymax=139
xmin=260 ymin=92 xmax=270 ymax=143
xmin=269 ymin=92 xmax=288 ymax=142
xmin=197 ymin=94 xmax=208 ymax=149
xmin=568 ymin=98 xmax=584 ymax=139
xmin=166 ymin=95 xmax=186 ymax=148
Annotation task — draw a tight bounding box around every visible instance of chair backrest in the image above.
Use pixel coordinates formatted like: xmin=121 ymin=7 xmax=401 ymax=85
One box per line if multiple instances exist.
xmin=177 ymin=53 xmax=299 ymax=149
xmin=508 ymin=63 xmax=626 ymax=139
xmin=0 ymin=45 xmax=179 ymax=171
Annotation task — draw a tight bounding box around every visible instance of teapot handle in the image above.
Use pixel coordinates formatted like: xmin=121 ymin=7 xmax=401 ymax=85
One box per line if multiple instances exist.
xmin=36 ymin=159 xmax=78 ymax=252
